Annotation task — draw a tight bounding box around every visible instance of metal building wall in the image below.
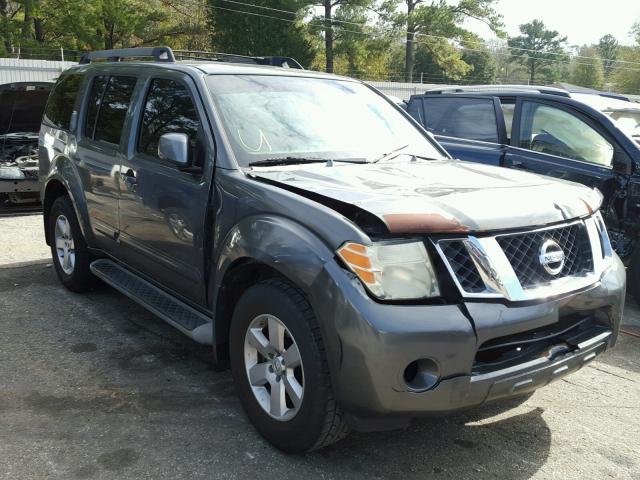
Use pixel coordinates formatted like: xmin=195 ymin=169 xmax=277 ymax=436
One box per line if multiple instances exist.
xmin=0 ymin=59 xmax=75 ymax=85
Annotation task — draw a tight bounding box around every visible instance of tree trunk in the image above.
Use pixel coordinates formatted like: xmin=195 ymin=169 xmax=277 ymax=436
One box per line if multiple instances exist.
xmin=34 ymin=18 xmax=44 ymax=43
xmin=529 ymin=60 xmax=535 ymax=85
xmin=404 ymin=1 xmax=416 ymax=83
xmin=22 ymin=0 xmax=33 ymax=40
xmin=324 ymin=0 xmax=333 ymax=73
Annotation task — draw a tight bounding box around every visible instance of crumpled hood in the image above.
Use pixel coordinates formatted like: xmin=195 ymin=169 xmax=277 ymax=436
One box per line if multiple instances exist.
xmin=248 ymin=159 xmax=602 ymax=233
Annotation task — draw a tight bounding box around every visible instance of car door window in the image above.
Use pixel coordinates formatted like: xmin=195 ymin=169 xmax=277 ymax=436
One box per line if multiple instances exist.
xmin=43 ymin=73 xmax=83 ymax=130
xmin=138 ymin=78 xmax=201 ymax=159
xmin=93 ymin=76 xmax=137 ymax=145
xmin=519 ymin=101 xmax=614 ymax=167
xmin=422 ymin=97 xmax=499 ymax=143
xmin=84 ymin=76 xmax=108 ymax=138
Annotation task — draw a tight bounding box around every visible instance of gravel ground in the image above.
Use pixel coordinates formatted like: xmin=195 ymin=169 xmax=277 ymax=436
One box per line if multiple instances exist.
xmin=0 ymin=214 xmax=638 ymax=480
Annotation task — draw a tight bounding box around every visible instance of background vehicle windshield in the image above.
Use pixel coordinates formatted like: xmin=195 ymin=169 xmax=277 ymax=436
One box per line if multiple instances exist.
xmin=206 ymin=75 xmax=444 ymax=167
xmin=572 ymin=93 xmax=640 ymax=143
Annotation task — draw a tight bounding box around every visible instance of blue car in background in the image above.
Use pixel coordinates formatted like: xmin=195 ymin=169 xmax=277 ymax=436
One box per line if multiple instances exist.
xmin=405 ymin=85 xmax=640 ymax=300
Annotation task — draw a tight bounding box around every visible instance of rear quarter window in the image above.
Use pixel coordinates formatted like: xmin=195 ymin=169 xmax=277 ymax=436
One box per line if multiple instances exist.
xmin=43 ymin=74 xmax=83 ymax=130
xmin=422 ymin=97 xmax=500 ymax=143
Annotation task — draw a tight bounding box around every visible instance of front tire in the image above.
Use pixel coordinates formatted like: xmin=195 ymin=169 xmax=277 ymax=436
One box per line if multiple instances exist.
xmin=229 ymin=279 xmax=349 ymax=452
xmin=48 ymin=195 xmax=96 ymax=293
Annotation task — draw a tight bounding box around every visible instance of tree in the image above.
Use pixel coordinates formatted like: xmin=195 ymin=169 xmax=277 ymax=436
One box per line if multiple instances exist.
xmin=571 ymin=45 xmax=604 ymax=89
xmin=598 ymin=34 xmax=619 ymax=79
xmin=399 ymin=0 xmax=502 ymax=83
xmin=613 ymin=24 xmax=640 ymax=95
xmin=208 ymin=0 xmax=315 ymax=67
xmin=508 ymin=20 xmax=567 ymax=84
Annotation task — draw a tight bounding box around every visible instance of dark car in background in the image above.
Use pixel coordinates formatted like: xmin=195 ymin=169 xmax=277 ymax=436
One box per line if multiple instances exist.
xmin=0 ymin=81 xmax=53 ymax=209
xmin=405 ymin=85 xmax=640 ymax=300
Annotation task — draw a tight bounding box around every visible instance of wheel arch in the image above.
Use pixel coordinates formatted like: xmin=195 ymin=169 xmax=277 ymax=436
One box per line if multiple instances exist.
xmin=209 ymin=215 xmax=335 ymax=366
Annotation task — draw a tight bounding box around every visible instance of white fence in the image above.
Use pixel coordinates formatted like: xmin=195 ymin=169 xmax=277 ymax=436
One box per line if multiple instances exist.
xmin=0 ymin=58 xmax=76 ymax=84
xmin=1 ymin=58 xmax=638 ymax=103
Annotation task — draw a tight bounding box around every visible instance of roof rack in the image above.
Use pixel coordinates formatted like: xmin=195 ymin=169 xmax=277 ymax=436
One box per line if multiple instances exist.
xmin=173 ymin=50 xmax=303 ymax=69
xmin=425 ymin=84 xmax=570 ymax=97
xmin=79 ymin=47 xmax=175 ymax=64
xmin=78 ymin=46 xmax=303 ymax=69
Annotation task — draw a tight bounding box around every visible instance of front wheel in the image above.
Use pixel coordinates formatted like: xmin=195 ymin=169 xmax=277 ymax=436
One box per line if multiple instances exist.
xmin=48 ymin=195 xmax=96 ymax=293
xmin=229 ymin=279 xmax=349 ymax=452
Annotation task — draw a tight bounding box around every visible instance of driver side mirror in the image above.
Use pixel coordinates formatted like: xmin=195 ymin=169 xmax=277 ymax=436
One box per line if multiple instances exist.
xmin=158 ymin=133 xmax=190 ymax=167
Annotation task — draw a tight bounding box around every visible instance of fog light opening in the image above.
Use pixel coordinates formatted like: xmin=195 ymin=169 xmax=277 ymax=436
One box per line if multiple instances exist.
xmin=403 ymin=358 xmax=440 ymax=392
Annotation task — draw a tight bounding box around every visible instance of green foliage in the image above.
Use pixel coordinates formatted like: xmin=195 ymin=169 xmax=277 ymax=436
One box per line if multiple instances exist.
xmin=598 ymin=34 xmax=619 ymax=79
xmin=394 ymin=0 xmax=503 ymax=82
xmin=0 ymin=0 xmax=209 ymax=54
xmin=571 ymin=46 xmax=604 ymax=89
xmin=613 ymin=45 xmax=640 ymax=95
xmin=508 ymin=19 xmax=568 ymax=84
xmin=208 ymin=0 xmax=315 ymax=67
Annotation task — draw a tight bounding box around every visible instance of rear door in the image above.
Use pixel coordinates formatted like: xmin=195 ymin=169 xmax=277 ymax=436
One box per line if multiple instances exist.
xmin=417 ymin=95 xmax=507 ymax=167
xmin=506 ymin=98 xmax=625 ymax=202
xmin=75 ymin=74 xmax=138 ymax=251
xmin=117 ymin=72 xmax=213 ymax=305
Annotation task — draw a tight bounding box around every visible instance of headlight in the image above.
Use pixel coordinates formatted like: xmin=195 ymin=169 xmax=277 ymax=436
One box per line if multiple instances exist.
xmin=337 ymin=240 xmax=440 ymax=300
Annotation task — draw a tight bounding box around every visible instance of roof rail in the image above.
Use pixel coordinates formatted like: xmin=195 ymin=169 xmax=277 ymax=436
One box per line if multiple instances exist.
xmin=424 ymin=84 xmax=570 ymax=97
xmin=79 ymin=46 xmax=175 ymax=64
xmin=78 ymin=46 xmax=304 ymax=69
xmin=172 ymin=50 xmax=304 ymax=69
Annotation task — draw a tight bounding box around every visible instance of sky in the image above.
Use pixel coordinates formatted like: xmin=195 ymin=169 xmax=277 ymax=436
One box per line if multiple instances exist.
xmin=464 ymin=0 xmax=640 ymax=46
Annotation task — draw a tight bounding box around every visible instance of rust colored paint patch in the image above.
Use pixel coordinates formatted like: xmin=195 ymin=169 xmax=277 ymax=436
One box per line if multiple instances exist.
xmin=579 ymin=197 xmax=595 ymax=214
xmin=383 ymin=213 xmax=469 ymax=234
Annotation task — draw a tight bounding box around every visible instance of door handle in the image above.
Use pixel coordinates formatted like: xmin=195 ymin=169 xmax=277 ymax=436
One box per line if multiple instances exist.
xmin=122 ymin=169 xmax=137 ymax=191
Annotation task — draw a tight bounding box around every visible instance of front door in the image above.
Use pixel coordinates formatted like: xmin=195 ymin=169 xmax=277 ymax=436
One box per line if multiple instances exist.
xmin=117 ymin=73 xmax=213 ymax=305
xmin=505 ymin=98 xmax=625 ymax=203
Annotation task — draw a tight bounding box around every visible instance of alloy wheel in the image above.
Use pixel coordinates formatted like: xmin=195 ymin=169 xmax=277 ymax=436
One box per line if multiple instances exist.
xmin=243 ymin=314 xmax=305 ymax=421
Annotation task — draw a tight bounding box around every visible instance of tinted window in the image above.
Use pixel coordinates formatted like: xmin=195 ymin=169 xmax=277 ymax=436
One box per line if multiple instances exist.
xmin=84 ymin=76 xmax=108 ymax=138
xmin=422 ymin=97 xmax=500 ymax=143
xmin=93 ymin=76 xmax=137 ymax=145
xmin=138 ymin=78 xmax=200 ymax=158
xmin=43 ymin=74 xmax=83 ymax=130
xmin=520 ymin=102 xmax=614 ymax=167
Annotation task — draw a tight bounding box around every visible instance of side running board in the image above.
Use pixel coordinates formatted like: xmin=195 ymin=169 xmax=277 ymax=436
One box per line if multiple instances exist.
xmin=90 ymin=259 xmax=212 ymax=345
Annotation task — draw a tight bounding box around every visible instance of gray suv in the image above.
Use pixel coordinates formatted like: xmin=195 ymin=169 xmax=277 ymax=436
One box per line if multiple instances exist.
xmin=39 ymin=47 xmax=626 ymax=453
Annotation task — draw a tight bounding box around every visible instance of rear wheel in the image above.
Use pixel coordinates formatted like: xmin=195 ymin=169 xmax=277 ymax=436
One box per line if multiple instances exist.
xmin=48 ymin=196 xmax=96 ymax=292
xmin=229 ymin=279 xmax=349 ymax=452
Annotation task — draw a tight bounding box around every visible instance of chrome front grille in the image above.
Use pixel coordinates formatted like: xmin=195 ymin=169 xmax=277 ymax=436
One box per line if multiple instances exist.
xmin=496 ymin=223 xmax=593 ymax=289
xmin=436 ymin=216 xmax=608 ymax=301
xmin=439 ymin=240 xmax=485 ymax=293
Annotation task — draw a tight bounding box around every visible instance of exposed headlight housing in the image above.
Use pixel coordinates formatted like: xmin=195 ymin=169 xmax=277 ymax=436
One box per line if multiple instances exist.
xmin=337 ymin=240 xmax=440 ymax=300
xmin=594 ymin=211 xmax=614 ymax=261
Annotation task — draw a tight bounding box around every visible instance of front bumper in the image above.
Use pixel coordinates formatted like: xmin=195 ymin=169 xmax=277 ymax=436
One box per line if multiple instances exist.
xmin=310 ymin=255 xmax=625 ymax=419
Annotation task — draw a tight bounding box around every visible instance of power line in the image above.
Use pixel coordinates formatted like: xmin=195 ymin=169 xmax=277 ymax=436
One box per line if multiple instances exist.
xmin=204 ymin=3 xmax=640 ymax=73
xmin=217 ymin=0 xmax=640 ymax=68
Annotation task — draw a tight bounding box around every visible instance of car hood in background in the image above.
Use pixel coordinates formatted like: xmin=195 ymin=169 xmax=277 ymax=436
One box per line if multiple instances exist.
xmin=248 ymin=158 xmax=602 ymax=234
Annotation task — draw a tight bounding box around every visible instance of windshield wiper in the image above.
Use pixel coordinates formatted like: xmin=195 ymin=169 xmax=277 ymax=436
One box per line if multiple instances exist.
xmin=248 ymin=156 xmax=368 ymax=167
xmin=370 ymin=144 xmax=410 ymax=163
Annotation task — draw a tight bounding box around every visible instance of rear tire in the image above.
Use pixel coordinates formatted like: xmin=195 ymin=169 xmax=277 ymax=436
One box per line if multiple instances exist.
xmin=48 ymin=195 xmax=96 ymax=293
xmin=229 ymin=278 xmax=349 ymax=452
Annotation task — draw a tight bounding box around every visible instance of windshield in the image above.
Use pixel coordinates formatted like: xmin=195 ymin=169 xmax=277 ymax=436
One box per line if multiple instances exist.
xmin=604 ymin=110 xmax=640 ymax=142
xmin=205 ymin=74 xmax=444 ymax=167
xmin=571 ymin=93 xmax=640 ymax=143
